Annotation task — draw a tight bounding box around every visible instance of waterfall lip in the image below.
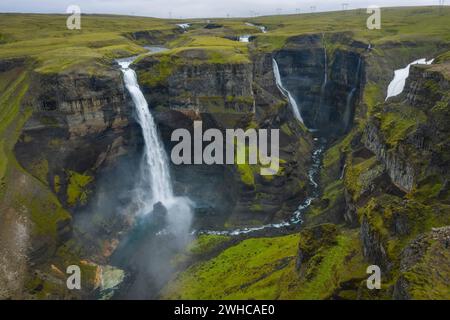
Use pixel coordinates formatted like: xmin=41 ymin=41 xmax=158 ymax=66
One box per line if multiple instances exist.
xmin=244 ymin=22 xmax=267 ymax=33
xmin=176 ymin=23 xmax=191 ymax=31
xmin=386 ymin=57 xmax=434 ymax=101
xmin=116 ymin=46 xmax=168 ymax=69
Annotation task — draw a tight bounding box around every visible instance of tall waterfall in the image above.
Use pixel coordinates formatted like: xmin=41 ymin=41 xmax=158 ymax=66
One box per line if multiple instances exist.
xmin=318 ymin=43 xmax=328 ymax=111
xmin=272 ymin=58 xmax=304 ymax=124
xmin=321 ymin=46 xmax=328 ymax=91
xmin=119 ymin=59 xmax=173 ymax=207
xmin=118 ymin=57 xmax=193 ymax=238
xmin=343 ymin=57 xmax=362 ymax=131
xmin=343 ymin=88 xmax=356 ymax=130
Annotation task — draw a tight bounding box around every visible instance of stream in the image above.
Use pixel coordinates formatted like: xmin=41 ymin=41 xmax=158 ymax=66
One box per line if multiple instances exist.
xmin=199 ymin=138 xmax=326 ymax=236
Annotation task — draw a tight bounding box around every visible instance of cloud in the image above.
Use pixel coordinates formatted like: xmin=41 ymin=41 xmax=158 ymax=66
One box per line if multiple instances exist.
xmin=0 ymin=0 xmax=440 ymax=18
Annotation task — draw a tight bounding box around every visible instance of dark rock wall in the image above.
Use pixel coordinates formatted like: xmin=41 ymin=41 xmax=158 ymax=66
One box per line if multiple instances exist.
xmin=274 ymin=34 xmax=364 ymax=136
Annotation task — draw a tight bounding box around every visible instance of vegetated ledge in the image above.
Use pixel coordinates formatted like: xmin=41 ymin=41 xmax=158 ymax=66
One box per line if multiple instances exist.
xmin=363 ymin=60 xmax=450 ymax=193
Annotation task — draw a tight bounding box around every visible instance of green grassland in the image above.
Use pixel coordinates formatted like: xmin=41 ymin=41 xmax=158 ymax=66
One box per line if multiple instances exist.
xmin=163 ymin=227 xmax=367 ymax=300
xmin=0 ymin=13 xmax=179 ymax=73
xmin=0 ymin=7 xmax=449 ymax=74
xmin=251 ymin=6 xmax=450 ymax=51
xmin=1 ymin=7 xmax=450 ymax=299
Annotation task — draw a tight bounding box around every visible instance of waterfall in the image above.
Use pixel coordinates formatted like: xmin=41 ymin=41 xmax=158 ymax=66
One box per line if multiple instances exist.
xmin=320 ymin=34 xmax=328 ymax=97
xmin=245 ymin=22 xmax=267 ymax=33
xmin=342 ymin=57 xmax=362 ymax=131
xmin=118 ymin=56 xmax=193 ymax=239
xmin=386 ymin=58 xmax=434 ymax=100
xmin=239 ymin=35 xmax=251 ymax=42
xmin=315 ymin=37 xmax=328 ymax=127
xmin=343 ymin=88 xmax=356 ymax=130
xmin=176 ymin=23 xmax=190 ymax=31
xmin=272 ymin=58 xmax=304 ymax=124
xmin=119 ymin=59 xmax=173 ymax=208
xmin=321 ymin=46 xmax=328 ymax=91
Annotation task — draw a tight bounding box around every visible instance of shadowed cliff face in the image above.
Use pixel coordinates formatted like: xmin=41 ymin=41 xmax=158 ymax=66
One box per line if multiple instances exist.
xmin=14 ymin=69 xmax=141 ymax=206
xmin=275 ymin=34 xmax=365 ymax=136
xmin=134 ymin=51 xmax=313 ymax=229
xmin=11 ymin=68 xmax=144 ymax=282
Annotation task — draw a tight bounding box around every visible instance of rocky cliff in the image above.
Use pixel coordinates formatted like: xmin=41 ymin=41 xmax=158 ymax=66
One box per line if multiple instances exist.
xmin=274 ymin=33 xmax=365 ymax=136
xmin=304 ymin=47 xmax=450 ymax=299
xmin=133 ymin=47 xmax=313 ymax=228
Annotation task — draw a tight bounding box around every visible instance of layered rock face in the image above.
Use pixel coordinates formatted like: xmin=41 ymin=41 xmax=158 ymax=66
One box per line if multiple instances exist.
xmin=349 ymin=56 xmax=449 ymax=298
xmin=394 ymin=226 xmax=450 ymax=299
xmin=274 ymin=34 xmax=364 ymax=135
xmin=15 ymin=69 xmax=140 ymax=206
xmin=134 ymin=51 xmax=313 ymax=227
xmin=8 ymin=67 xmax=144 ymax=290
xmin=297 ymin=40 xmax=450 ymax=299
xmin=363 ymin=64 xmax=450 ymax=192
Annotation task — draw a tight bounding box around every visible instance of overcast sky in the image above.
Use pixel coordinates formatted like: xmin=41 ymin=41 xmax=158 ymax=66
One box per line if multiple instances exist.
xmin=0 ymin=0 xmax=444 ymax=18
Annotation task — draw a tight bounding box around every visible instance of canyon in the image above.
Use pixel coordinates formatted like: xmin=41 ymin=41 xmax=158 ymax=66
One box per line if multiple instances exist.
xmin=0 ymin=7 xmax=449 ymax=300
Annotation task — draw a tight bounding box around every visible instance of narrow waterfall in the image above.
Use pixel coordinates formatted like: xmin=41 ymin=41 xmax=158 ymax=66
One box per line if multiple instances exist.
xmin=386 ymin=58 xmax=434 ymax=100
xmin=272 ymin=58 xmax=304 ymax=124
xmin=343 ymin=88 xmax=356 ymax=130
xmin=342 ymin=57 xmax=362 ymax=131
xmin=245 ymin=22 xmax=267 ymax=33
xmin=318 ymin=43 xmax=328 ymax=111
xmin=321 ymin=46 xmax=328 ymax=92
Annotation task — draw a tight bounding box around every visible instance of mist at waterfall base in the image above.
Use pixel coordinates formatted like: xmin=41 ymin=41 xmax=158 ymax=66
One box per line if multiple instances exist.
xmin=101 ymin=57 xmax=194 ymax=299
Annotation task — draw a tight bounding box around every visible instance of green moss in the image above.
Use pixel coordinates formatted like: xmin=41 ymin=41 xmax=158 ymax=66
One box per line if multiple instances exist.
xmin=30 ymin=158 xmax=49 ymax=183
xmin=16 ymin=190 xmax=71 ymax=237
xmin=53 ymin=175 xmax=61 ymax=193
xmin=358 ymin=192 xmax=450 ymax=269
xmin=378 ymin=104 xmax=427 ymax=147
xmin=162 ymin=234 xmax=299 ymax=299
xmin=290 ymin=232 xmax=364 ymax=299
xmin=187 ymin=234 xmax=231 ymax=256
xmin=280 ymin=123 xmax=293 ymax=136
xmin=66 ymin=170 xmax=93 ymax=206
xmin=237 ymin=163 xmax=255 ymax=187
xmin=137 ymin=36 xmax=250 ymax=87
xmin=344 ymin=156 xmax=379 ymax=200
xmin=137 ymin=54 xmax=174 ymax=87
xmin=250 ymin=203 xmax=263 ymax=212
xmin=401 ymin=234 xmax=450 ymax=299
xmin=163 ymin=227 xmax=369 ymax=300
xmin=308 ymin=180 xmax=345 ymax=218
xmin=363 ymin=82 xmax=382 ymax=113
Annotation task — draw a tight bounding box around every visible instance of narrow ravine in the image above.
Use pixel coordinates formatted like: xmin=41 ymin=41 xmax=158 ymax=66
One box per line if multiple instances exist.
xmin=200 ymin=138 xmax=326 ymax=236
xmin=199 ymin=57 xmax=329 ymax=237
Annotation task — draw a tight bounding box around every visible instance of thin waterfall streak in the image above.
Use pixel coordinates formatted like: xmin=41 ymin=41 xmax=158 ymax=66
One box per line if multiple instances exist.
xmin=272 ymin=58 xmax=305 ymax=124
